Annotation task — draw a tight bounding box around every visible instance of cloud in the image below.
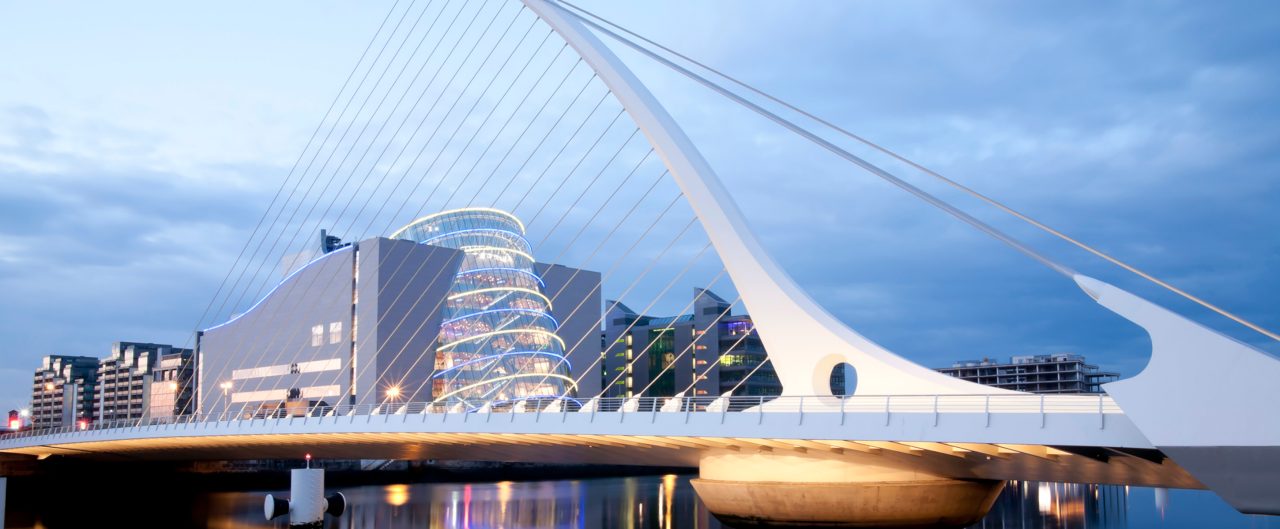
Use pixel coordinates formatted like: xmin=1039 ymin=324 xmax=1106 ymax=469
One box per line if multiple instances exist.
xmin=0 ymin=1 xmax=1276 ymax=410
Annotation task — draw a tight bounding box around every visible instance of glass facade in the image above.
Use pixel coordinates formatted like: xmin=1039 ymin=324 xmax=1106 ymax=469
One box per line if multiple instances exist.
xmin=393 ymin=208 xmax=574 ymax=409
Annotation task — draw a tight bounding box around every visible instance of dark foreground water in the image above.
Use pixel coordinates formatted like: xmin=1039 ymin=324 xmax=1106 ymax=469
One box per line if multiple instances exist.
xmin=5 ymin=475 xmax=1277 ymax=528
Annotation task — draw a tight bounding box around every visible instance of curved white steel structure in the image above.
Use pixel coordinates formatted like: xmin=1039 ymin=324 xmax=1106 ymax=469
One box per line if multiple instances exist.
xmin=517 ymin=7 xmax=1279 ymax=512
xmin=1075 ymin=274 xmax=1280 ymax=514
xmin=523 ymin=0 xmax=1000 ymax=399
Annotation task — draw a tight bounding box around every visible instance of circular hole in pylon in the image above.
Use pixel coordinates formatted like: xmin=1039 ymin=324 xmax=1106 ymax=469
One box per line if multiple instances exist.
xmin=829 ymin=363 xmax=857 ymax=398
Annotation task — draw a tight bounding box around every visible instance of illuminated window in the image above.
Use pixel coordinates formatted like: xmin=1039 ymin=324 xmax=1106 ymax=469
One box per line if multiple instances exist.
xmin=311 ymin=325 xmax=324 ymax=347
xmin=329 ymin=322 xmax=343 ymax=344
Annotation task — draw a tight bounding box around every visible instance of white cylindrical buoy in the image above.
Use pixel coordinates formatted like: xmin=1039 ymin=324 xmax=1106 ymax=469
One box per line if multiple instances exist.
xmin=290 ymin=468 xmax=326 ymax=525
xmin=263 ymin=466 xmax=345 ymax=525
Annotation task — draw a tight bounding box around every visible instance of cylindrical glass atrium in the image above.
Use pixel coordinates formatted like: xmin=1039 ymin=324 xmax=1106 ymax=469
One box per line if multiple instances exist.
xmin=392 ymin=208 xmax=574 ymax=409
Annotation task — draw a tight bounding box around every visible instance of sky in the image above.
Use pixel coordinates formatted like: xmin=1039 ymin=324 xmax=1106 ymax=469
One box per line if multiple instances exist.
xmin=0 ymin=1 xmax=1276 ymax=410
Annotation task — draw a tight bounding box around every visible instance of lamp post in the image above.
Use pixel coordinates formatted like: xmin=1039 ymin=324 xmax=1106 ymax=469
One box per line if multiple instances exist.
xmin=220 ymin=381 xmax=233 ymax=419
xmin=384 ymin=386 xmax=401 ymax=413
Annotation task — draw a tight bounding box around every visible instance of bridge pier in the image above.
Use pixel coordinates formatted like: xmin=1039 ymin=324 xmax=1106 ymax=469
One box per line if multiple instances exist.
xmin=691 ymin=451 xmax=1002 ymax=528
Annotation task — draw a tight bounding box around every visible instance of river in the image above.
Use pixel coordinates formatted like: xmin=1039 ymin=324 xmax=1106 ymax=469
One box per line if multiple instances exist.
xmin=4 ymin=474 xmax=1276 ymax=528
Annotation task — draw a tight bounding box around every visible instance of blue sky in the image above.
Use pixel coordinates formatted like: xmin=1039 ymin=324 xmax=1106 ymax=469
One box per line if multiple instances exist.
xmin=0 ymin=1 xmax=1276 ymax=410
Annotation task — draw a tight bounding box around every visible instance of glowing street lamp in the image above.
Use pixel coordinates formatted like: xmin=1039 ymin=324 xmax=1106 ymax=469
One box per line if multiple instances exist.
xmin=220 ymin=381 xmax=233 ymax=418
xmin=383 ymin=386 xmax=402 ymax=414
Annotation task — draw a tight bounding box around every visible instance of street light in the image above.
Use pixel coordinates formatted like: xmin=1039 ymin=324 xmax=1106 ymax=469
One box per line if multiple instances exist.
xmin=384 ymin=386 xmax=401 ymax=413
xmin=220 ymin=381 xmax=233 ymax=418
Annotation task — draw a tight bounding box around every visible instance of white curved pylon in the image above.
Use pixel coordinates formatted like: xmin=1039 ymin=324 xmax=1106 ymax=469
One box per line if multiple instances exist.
xmin=1074 ymin=274 xmax=1280 ymax=514
xmin=524 ymin=0 xmax=1004 ymax=397
xmin=1076 ymin=274 xmax=1280 ymax=446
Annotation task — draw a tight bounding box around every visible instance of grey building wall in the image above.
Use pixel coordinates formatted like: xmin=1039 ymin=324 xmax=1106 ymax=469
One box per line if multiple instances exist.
xmin=537 ymin=263 xmax=603 ymax=398
xmin=690 ymin=289 xmax=730 ymax=397
xmin=198 ymin=235 xmax=598 ymax=415
xmin=353 ymin=238 xmax=463 ymax=406
xmin=199 ymin=245 xmax=357 ymax=416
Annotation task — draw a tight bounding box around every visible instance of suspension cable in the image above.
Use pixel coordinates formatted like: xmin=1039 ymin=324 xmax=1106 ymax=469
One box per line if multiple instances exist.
xmin=551 ymin=0 xmax=1280 ymax=343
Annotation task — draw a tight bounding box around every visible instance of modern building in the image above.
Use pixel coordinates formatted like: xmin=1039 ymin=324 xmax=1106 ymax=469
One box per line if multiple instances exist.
xmin=198 ymin=208 xmax=601 ymax=417
xmin=96 ymin=342 xmax=193 ymax=422
xmin=31 ymin=355 xmax=99 ymax=429
xmin=602 ymin=288 xmax=783 ymax=399
xmin=148 ymin=349 xmax=197 ymax=420
xmin=393 ymin=209 xmax=601 ymax=409
xmin=936 ymin=353 xmax=1120 ymax=394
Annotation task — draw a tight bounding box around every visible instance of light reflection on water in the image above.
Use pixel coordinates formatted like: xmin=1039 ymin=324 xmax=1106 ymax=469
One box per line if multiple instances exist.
xmin=8 ymin=475 xmax=1278 ymax=528
xmin=204 ymin=475 xmax=718 ymax=529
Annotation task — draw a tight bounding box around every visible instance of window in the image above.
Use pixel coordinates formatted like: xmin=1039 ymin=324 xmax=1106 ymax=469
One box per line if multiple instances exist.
xmin=311 ymin=325 xmax=324 ymax=347
xmin=329 ymin=322 xmax=343 ymax=344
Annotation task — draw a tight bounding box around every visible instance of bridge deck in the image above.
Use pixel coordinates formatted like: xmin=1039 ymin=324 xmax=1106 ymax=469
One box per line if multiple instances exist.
xmin=0 ymin=396 xmax=1202 ymax=490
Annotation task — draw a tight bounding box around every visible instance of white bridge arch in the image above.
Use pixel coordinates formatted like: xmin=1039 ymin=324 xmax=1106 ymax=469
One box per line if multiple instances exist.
xmin=523 ymin=0 xmax=1280 ymax=511
xmin=523 ymin=0 xmax=994 ymax=399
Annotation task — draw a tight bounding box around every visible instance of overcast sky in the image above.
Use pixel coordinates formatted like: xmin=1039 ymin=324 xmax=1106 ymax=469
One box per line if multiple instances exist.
xmin=1 ymin=1 xmax=1276 ymax=410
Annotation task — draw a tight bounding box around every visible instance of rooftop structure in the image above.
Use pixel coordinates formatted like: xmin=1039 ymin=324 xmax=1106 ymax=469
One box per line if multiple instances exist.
xmin=936 ymin=353 xmax=1120 ymax=394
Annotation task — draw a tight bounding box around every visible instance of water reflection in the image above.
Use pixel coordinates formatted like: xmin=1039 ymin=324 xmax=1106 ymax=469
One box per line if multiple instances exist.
xmin=973 ymin=481 xmax=1131 ymax=529
xmin=8 ymin=474 xmax=1277 ymax=528
xmin=202 ymin=475 xmax=719 ymax=529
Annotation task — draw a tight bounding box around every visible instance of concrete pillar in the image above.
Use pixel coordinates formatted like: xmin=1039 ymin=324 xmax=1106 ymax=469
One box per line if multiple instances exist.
xmin=692 ymin=451 xmax=1003 ymax=528
xmin=1 ymin=476 xmax=6 ymax=527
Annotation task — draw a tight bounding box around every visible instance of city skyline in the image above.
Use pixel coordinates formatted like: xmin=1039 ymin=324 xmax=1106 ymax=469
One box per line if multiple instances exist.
xmin=2 ymin=3 xmax=1278 ymax=525
xmin=1 ymin=0 xmax=1277 ymax=413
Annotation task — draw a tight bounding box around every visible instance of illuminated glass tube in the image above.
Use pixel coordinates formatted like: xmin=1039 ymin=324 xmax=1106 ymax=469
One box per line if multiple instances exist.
xmin=394 ymin=208 xmax=575 ymax=409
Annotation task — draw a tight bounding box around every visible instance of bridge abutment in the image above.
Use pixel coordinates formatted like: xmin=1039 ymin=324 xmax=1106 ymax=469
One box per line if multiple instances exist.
xmin=691 ymin=451 xmax=1002 ymax=528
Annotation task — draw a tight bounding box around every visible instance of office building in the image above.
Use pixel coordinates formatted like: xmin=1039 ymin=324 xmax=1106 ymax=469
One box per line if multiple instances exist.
xmin=395 ymin=208 xmax=601 ymax=408
xmin=198 ymin=208 xmax=601 ymax=416
xmin=936 ymin=353 xmax=1120 ymax=394
xmin=602 ymin=288 xmax=782 ymax=399
xmin=96 ymin=342 xmax=192 ymax=422
xmin=31 ymin=355 xmax=99 ymax=429
xmin=148 ymin=349 xmax=197 ymax=419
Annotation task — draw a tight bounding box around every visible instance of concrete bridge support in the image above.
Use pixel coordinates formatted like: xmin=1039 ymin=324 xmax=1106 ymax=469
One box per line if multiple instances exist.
xmin=691 ymin=451 xmax=1002 ymax=528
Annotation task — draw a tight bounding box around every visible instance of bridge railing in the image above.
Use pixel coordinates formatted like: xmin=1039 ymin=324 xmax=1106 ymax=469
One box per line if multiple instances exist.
xmin=0 ymin=394 xmax=1121 ymax=441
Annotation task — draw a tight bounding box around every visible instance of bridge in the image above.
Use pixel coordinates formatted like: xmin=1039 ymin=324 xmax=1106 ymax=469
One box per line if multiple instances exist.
xmin=0 ymin=394 xmax=1201 ymax=525
xmin=3 ymin=0 xmax=1277 ymax=527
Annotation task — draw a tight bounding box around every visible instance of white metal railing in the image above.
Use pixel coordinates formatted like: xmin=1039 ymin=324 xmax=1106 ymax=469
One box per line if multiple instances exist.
xmin=0 ymin=394 xmax=1122 ymax=441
